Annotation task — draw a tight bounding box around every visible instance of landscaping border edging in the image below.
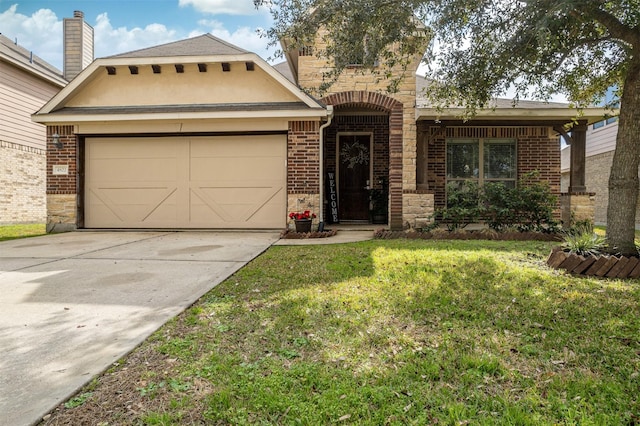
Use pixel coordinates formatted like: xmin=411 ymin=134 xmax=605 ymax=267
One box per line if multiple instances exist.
xmin=546 ymin=247 xmax=640 ymax=278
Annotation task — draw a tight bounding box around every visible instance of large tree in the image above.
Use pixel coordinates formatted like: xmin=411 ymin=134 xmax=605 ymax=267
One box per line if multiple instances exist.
xmin=257 ymin=0 xmax=640 ymax=255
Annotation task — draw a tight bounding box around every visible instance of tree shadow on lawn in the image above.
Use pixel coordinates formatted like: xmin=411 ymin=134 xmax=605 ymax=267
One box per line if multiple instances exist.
xmin=195 ymin=239 xmax=639 ymax=421
xmin=42 ymin=238 xmax=640 ymax=424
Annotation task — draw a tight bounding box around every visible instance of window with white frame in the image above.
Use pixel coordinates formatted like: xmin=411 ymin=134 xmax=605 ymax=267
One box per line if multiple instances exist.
xmin=446 ymin=138 xmax=517 ymax=188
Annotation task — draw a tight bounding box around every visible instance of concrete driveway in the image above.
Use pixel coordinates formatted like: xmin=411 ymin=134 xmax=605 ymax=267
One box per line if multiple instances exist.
xmin=0 ymin=231 xmax=279 ymax=426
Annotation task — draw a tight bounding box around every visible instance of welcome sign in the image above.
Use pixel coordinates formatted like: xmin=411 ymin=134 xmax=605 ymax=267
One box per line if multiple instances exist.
xmin=326 ymin=171 xmax=339 ymax=223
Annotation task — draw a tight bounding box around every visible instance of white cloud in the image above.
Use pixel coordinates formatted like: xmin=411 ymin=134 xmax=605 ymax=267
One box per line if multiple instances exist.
xmin=0 ymin=4 xmax=63 ymax=70
xmin=1 ymin=4 xmax=274 ymax=72
xmin=194 ymin=18 xmax=274 ymax=61
xmin=179 ymin=0 xmax=261 ymax=15
xmin=93 ymin=13 xmax=179 ymax=58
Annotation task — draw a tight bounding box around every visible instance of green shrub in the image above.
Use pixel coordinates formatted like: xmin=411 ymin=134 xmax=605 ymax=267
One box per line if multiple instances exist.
xmin=436 ymin=181 xmax=482 ymax=231
xmin=483 ymin=172 xmax=558 ymax=233
xmin=562 ymin=231 xmax=607 ymax=256
xmin=435 ymin=171 xmax=559 ymax=233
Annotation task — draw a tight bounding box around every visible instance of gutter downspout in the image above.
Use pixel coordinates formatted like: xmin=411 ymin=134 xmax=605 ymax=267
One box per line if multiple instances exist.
xmin=318 ymin=105 xmax=334 ymax=224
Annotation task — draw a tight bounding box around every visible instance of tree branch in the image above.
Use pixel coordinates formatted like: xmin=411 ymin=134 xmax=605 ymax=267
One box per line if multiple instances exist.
xmin=573 ymin=6 xmax=640 ymax=48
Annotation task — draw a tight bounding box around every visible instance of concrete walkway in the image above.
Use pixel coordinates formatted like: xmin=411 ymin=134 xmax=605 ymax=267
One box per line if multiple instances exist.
xmin=0 ymin=231 xmax=279 ymax=426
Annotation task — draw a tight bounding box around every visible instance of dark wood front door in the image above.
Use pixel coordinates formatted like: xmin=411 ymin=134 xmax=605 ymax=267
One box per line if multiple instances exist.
xmin=338 ymin=134 xmax=371 ymax=221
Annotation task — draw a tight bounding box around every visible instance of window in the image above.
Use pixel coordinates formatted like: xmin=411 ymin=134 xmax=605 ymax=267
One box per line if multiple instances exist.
xmin=447 ymin=138 xmax=517 ymax=188
xmin=593 ymin=116 xmax=618 ymax=130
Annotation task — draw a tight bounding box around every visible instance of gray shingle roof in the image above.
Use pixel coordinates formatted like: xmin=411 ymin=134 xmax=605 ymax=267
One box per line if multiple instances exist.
xmin=415 ymin=74 xmax=571 ymax=109
xmin=46 ymin=102 xmax=317 ymax=116
xmin=0 ymin=33 xmax=65 ymax=85
xmin=109 ymin=33 xmax=249 ymax=59
xmin=273 ymin=61 xmax=295 ymax=83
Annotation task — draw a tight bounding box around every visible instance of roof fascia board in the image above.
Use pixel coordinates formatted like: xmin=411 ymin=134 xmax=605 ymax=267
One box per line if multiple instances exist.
xmin=279 ymin=38 xmax=299 ymax=82
xmin=32 ymin=108 xmax=328 ymax=124
xmin=416 ymin=107 xmax=617 ymax=124
xmin=103 ymin=53 xmax=257 ymax=66
xmin=1 ymin=54 xmax=66 ymax=87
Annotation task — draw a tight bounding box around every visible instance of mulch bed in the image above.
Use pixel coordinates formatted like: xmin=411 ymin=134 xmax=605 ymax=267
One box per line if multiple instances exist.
xmin=280 ymin=229 xmax=338 ymax=239
xmin=374 ymin=229 xmax=562 ymax=242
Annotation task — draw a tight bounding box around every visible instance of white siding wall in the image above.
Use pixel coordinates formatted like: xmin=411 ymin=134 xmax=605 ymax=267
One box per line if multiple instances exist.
xmin=586 ymin=121 xmax=618 ymax=157
xmin=82 ymin=21 xmax=94 ymax=70
xmin=0 ymin=61 xmax=60 ymax=149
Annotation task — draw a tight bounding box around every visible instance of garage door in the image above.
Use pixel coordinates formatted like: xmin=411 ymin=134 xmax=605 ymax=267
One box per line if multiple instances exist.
xmin=85 ymin=135 xmax=286 ymax=229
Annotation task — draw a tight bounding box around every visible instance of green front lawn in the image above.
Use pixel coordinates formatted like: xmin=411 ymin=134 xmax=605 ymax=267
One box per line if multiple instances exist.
xmin=44 ymin=239 xmax=640 ymax=425
xmin=0 ymin=223 xmax=46 ymax=241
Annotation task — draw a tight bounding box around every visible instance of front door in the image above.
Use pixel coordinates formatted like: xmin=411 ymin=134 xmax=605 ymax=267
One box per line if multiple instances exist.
xmin=338 ymin=134 xmax=372 ymax=221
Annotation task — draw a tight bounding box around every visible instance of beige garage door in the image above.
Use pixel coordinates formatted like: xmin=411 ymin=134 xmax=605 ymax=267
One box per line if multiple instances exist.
xmin=85 ymin=135 xmax=286 ymax=229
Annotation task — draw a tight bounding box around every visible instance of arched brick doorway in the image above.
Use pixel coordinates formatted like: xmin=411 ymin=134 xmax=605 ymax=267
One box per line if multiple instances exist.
xmin=321 ymin=91 xmax=403 ymax=229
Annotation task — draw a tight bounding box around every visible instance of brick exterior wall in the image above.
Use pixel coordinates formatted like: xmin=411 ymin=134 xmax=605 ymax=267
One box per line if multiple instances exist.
xmin=321 ymin=92 xmax=404 ymax=229
xmin=323 ymin=114 xmax=390 ymax=221
xmin=419 ymin=125 xmax=561 ymax=211
xmin=287 ymin=121 xmax=322 ymax=227
xmin=288 ymin=121 xmax=320 ymax=194
xmin=46 ymin=125 xmax=77 ymax=231
xmin=582 ymin=150 xmax=640 ymax=226
xmin=0 ymin=141 xmax=46 ymax=224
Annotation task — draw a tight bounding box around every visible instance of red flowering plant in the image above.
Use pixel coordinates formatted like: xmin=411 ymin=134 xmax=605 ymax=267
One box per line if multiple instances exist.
xmin=288 ymin=210 xmax=316 ymax=221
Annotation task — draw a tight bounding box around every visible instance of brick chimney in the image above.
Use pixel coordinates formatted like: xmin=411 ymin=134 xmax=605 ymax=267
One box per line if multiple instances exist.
xmin=63 ymin=10 xmax=94 ymax=81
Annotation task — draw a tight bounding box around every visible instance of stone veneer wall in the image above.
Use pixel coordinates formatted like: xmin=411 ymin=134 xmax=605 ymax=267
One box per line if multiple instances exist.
xmin=403 ymin=193 xmax=435 ymax=229
xmin=560 ymin=193 xmax=596 ymax=226
xmin=0 ymin=141 xmax=46 ymax=224
xmin=46 ymin=125 xmax=77 ymax=232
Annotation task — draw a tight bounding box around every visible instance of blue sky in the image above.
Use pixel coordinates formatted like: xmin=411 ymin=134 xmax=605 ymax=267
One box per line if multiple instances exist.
xmin=0 ymin=0 xmax=276 ymax=70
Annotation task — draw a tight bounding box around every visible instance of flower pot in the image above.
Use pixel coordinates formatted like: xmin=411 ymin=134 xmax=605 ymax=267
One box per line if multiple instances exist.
xmin=294 ymin=219 xmax=312 ymax=233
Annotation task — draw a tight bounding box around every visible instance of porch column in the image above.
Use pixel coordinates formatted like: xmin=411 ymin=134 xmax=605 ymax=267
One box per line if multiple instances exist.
xmin=569 ymin=122 xmax=587 ymax=193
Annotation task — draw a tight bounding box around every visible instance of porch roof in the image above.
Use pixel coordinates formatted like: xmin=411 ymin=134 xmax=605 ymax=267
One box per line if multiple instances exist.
xmin=415 ymin=76 xmax=617 ymax=126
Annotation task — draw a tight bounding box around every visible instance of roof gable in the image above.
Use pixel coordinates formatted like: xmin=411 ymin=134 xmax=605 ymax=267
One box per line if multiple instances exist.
xmin=110 ymin=34 xmax=248 ymax=58
xmin=33 ymin=35 xmax=327 ymax=122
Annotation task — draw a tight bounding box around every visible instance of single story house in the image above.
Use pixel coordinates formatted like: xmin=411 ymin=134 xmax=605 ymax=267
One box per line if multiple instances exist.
xmin=33 ymin=33 xmax=611 ymax=232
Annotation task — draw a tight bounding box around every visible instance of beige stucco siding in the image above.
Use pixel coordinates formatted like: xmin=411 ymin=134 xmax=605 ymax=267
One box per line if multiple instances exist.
xmin=74 ymin=118 xmax=293 ymax=134
xmin=66 ymin=63 xmax=301 ymax=107
xmin=0 ymin=61 xmax=61 ymax=150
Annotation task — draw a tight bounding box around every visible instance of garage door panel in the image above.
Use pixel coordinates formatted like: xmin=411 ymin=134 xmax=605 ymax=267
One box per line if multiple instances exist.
xmin=191 ymin=158 xmax=284 ymax=180
xmin=86 ymin=136 xmax=285 ymax=229
xmin=87 ymin=185 xmax=179 ymax=226
xmin=91 ymin=159 xmax=180 ymax=181
xmin=190 ymin=184 xmax=283 ymax=224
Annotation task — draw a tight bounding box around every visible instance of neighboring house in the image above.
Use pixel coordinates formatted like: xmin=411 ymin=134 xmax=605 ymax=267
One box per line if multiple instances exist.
xmin=561 ymin=118 xmax=639 ymax=227
xmin=33 ymin=32 xmax=610 ymax=232
xmin=0 ymin=11 xmax=92 ymax=225
xmin=0 ymin=35 xmax=66 ymax=224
